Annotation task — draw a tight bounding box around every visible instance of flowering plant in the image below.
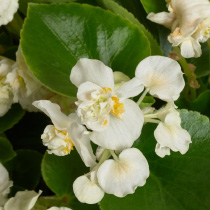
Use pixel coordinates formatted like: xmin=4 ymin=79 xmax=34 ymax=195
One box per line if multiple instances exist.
xmin=0 ymin=0 xmax=210 ymax=209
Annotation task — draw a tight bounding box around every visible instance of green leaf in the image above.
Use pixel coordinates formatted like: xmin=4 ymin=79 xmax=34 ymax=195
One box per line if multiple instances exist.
xmin=0 ymin=104 xmax=25 ymax=134
xmin=176 ymin=90 xmax=210 ymax=117
xmin=4 ymin=150 xmax=42 ymax=190
xmin=0 ymin=137 xmax=16 ymax=162
xmin=21 ymin=3 xmax=150 ymax=97
xmin=100 ymin=110 xmax=210 ymax=210
xmin=97 ymin=0 xmax=162 ymax=55
xmin=139 ymin=96 xmax=155 ymax=108
xmin=140 ymin=0 xmax=167 ymax=14
xmin=187 ymin=43 xmax=210 ymax=78
xmin=19 ymin=0 xmax=77 ymax=15
xmin=41 ymin=150 xmax=99 ymax=210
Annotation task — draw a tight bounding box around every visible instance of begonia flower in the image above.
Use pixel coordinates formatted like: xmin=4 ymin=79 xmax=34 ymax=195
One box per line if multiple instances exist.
xmin=147 ymin=0 xmax=210 ymax=58
xmin=0 ymin=164 xmax=13 ymax=206
xmin=135 ymin=56 xmax=184 ymax=102
xmin=70 ymin=58 xmax=144 ymax=150
xmin=4 ymin=190 xmax=42 ymax=210
xmin=47 ymin=207 xmax=72 ymax=210
xmin=73 ymin=171 xmax=104 ymax=204
xmin=97 ymin=148 xmax=149 ymax=197
xmin=33 ymin=100 xmax=96 ymax=167
xmin=0 ymin=0 xmax=19 ymax=26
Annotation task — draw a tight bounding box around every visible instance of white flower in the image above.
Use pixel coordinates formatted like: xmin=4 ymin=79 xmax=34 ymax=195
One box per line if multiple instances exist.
xmin=4 ymin=190 xmax=42 ymax=210
xmin=47 ymin=207 xmax=72 ymax=210
xmin=97 ymin=148 xmax=149 ymax=197
xmin=0 ymin=0 xmax=19 ymax=26
xmin=0 ymin=57 xmax=15 ymax=116
xmin=0 ymin=164 xmax=13 ymax=206
xmin=5 ymin=47 xmax=52 ymax=111
xmin=73 ymin=171 xmax=104 ymax=204
xmin=154 ymin=105 xmax=191 ymax=157
xmin=135 ymin=56 xmax=184 ymax=102
xmin=147 ymin=0 xmax=210 ymax=58
xmin=70 ymin=58 xmax=144 ymax=150
xmin=33 ymin=100 xmax=96 ymax=167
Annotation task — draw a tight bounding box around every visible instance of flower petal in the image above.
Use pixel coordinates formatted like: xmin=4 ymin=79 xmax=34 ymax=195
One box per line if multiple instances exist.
xmin=155 ymin=143 xmax=170 ymax=158
xmin=90 ymin=99 xmax=144 ymax=150
xmin=97 ymin=148 xmax=149 ymax=197
xmin=154 ymin=112 xmax=191 ymax=156
xmin=77 ymin=81 xmax=102 ymax=101
xmin=116 ymin=77 xmax=144 ymax=99
xmin=69 ymin=122 xmax=96 ymax=167
xmin=47 ymin=207 xmax=72 ymax=210
xmin=135 ymin=56 xmax=184 ymax=102
xmin=4 ymin=190 xmax=42 ymax=210
xmin=180 ymin=37 xmax=202 ymax=58
xmin=73 ymin=174 xmax=104 ymax=204
xmin=70 ymin=58 xmax=114 ymax=89
xmin=147 ymin=12 xmax=176 ymax=29
xmin=33 ymin=100 xmax=70 ymax=130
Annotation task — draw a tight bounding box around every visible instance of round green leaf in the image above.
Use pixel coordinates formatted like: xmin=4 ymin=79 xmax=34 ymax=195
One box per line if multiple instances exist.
xmin=140 ymin=0 xmax=167 ymax=14
xmin=100 ymin=110 xmax=210 ymax=210
xmin=41 ymin=150 xmax=99 ymax=209
xmin=0 ymin=104 xmax=25 ymax=134
xmin=4 ymin=150 xmax=42 ymax=190
xmin=0 ymin=137 xmax=16 ymax=162
xmin=21 ymin=3 xmax=150 ymax=97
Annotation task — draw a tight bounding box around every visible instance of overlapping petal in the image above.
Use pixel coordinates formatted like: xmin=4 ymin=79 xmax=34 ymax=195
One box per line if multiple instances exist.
xmin=73 ymin=173 xmax=104 ymax=204
xmin=97 ymin=148 xmax=149 ymax=197
xmin=33 ymin=100 xmax=70 ymax=130
xmin=89 ymin=99 xmax=144 ymax=150
xmin=70 ymin=58 xmax=114 ymax=89
xmin=4 ymin=190 xmax=42 ymax=210
xmin=135 ymin=56 xmax=184 ymax=102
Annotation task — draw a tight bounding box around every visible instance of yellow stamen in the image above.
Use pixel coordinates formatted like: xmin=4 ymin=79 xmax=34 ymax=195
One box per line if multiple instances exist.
xmin=17 ymin=75 xmax=26 ymax=88
xmin=102 ymin=87 xmax=112 ymax=94
xmin=103 ymin=119 xmax=108 ymax=126
xmin=111 ymin=96 xmax=124 ymax=119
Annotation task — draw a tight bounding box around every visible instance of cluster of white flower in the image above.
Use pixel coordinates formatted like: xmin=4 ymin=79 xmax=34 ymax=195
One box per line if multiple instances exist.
xmin=0 ymin=47 xmax=74 ymax=116
xmin=0 ymin=163 xmax=71 ymax=210
xmin=147 ymin=0 xmax=210 ymax=58
xmin=34 ymin=56 xmax=191 ymax=204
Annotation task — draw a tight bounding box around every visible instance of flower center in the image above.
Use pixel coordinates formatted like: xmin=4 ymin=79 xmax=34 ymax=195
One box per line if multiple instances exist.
xmin=53 ymin=126 xmax=74 ymax=154
xmin=103 ymin=87 xmax=124 ymax=119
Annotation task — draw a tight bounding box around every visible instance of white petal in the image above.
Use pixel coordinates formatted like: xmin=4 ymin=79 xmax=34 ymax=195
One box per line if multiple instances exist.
xmin=154 ymin=112 xmax=191 ymax=155
xmin=116 ymin=77 xmax=144 ymax=99
xmin=113 ymin=71 xmax=130 ymax=90
xmin=73 ymin=175 xmax=104 ymax=204
xmin=69 ymin=122 xmax=96 ymax=167
xmin=0 ymin=164 xmax=12 ymax=196
xmin=4 ymin=190 xmax=42 ymax=210
xmin=147 ymin=12 xmax=176 ymax=29
xmin=155 ymin=143 xmax=170 ymax=158
xmin=180 ymin=38 xmax=202 ymax=58
xmin=135 ymin=56 xmax=184 ymax=102
xmin=0 ymin=0 xmax=19 ymax=26
xmin=47 ymin=207 xmax=72 ymax=210
xmin=97 ymin=148 xmax=149 ymax=197
xmin=77 ymin=81 xmax=102 ymax=101
xmin=90 ymin=99 xmax=144 ymax=150
xmin=70 ymin=58 xmax=114 ymax=89
xmin=33 ymin=100 xmax=70 ymax=130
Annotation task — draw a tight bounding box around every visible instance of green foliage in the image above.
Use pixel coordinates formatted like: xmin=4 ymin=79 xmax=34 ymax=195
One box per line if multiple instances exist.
xmin=140 ymin=0 xmax=167 ymax=14
xmin=0 ymin=137 xmax=16 ymax=162
xmin=4 ymin=150 xmax=42 ymax=190
xmin=100 ymin=110 xmax=210 ymax=210
xmin=0 ymin=104 xmax=25 ymax=134
xmin=97 ymin=0 xmax=162 ymax=55
xmin=41 ymin=150 xmax=99 ymax=209
xmin=21 ymin=3 xmax=150 ymax=97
